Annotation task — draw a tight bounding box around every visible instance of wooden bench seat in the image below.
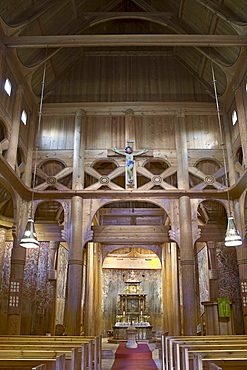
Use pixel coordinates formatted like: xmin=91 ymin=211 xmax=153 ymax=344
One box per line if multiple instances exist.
xmin=0 ymin=353 xmax=65 ymax=370
xmin=192 ymin=350 xmax=247 ymax=370
xmin=179 ymin=342 xmax=247 ymax=370
xmin=162 ymin=335 xmax=247 ymax=370
xmin=0 ymin=335 xmax=102 ymax=370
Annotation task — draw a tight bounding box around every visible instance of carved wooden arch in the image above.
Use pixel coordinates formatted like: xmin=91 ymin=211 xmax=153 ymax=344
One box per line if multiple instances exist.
xmin=102 ymin=245 xmax=162 ymax=263
xmin=0 ymin=119 xmax=9 ymax=155
xmin=137 ymin=158 xmax=177 ymax=190
xmin=85 ymin=158 xmax=125 ymax=190
xmin=33 ymin=158 xmax=73 ymax=190
xmin=35 ymin=199 xmax=64 ymax=223
xmin=0 ymin=177 xmax=16 ymax=226
xmin=197 ymin=199 xmax=227 ymax=225
xmin=189 ymin=158 xmax=226 ymax=190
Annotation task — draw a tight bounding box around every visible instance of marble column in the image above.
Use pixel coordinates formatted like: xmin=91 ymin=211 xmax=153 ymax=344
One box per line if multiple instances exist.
xmin=179 ymin=196 xmax=197 ymax=335
xmin=5 ymin=84 xmax=24 ymax=169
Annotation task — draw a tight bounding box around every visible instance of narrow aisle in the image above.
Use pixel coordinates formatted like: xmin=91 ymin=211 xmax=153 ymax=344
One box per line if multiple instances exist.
xmin=111 ymin=343 xmax=158 ymax=370
xmin=102 ymin=338 xmax=162 ymax=370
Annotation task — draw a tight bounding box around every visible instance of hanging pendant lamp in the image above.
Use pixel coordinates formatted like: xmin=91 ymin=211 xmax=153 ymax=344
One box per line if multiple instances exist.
xmin=20 ymin=218 xmax=39 ymax=248
xmin=211 ymin=63 xmax=242 ymax=247
xmin=20 ymin=53 xmax=47 ymax=249
xmin=225 ymin=216 xmax=242 ymax=247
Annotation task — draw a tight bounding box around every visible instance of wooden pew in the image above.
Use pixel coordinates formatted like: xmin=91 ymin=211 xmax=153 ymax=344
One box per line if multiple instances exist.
xmin=178 ymin=342 xmax=247 ymax=370
xmin=0 ymin=335 xmax=102 ymax=370
xmin=0 ymin=353 xmax=65 ymax=370
xmin=162 ymin=335 xmax=247 ymax=370
xmin=32 ymin=365 xmax=46 ymax=370
xmin=192 ymin=350 xmax=247 ymax=370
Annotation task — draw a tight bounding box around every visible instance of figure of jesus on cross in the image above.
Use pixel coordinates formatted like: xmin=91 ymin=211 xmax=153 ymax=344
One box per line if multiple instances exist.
xmin=111 ymin=146 xmax=148 ymax=184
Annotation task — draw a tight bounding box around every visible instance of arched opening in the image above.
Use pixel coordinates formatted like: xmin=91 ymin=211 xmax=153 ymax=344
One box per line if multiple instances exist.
xmin=88 ymin=200 xmax=180 ymax=339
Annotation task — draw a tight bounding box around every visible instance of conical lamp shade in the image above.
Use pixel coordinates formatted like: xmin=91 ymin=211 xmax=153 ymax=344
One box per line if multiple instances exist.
xmin=225 ymin=216 xmax=242 ymax=247
xmin=20 ymin=218 xmax=39 ymax=248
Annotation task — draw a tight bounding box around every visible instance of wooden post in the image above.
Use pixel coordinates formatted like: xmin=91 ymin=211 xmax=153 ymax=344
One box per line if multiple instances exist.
xmin=0 ymin=45 xmax=7 ymax=84
xmin=7 ymin=227 xmax=26 ymax=334
xmin=65 ymin=196 xmax=83 ymax=335
xmin=223 ymin=113 xmax=238 ymax=185
xmin=72 ymin=109 xmax=86 ymax=190
xmin=5 ymin=84 xmax=24 ymax=169
xmin=85 ymin=242 xmax=94 ymax=336
xmin=233 ymin=85 xmax=247 ymax=169
xmin=207 ymin=241 xmax=219 ymax=301
xmin=163 ymin=242 xmax=180 ymax=335
xmin=22 ymin=105 xmax=37 ymax=187
xmin=236 ymin=236 xmax=247 ymax=333
xmin=175 ymin=111 xmax=189 ymax=189
xmin=179 ymin=196 xmax=197 ymax=335
xmin=125 ymin=109 xmax=135 ymax=145
xmin=47 ymin=241 xmax=59 ymax=336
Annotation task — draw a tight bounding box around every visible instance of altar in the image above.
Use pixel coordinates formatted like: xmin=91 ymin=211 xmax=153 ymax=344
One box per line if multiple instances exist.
xmin=111 ymin=279 xmax=155 ymax=340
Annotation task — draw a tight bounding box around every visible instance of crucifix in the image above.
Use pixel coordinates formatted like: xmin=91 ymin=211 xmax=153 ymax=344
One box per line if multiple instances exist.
xmin=111 ymin=140 xmax=148 ymax=185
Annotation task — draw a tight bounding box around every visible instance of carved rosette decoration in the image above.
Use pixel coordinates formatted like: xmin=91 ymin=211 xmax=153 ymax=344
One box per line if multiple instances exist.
xmin=46 ymin=176 xmax=57 ymax=185
xmin=151 ymin=175 xmax=162 ymax=185
xmin=99 ymin=176 xmax=110 ymax=185
xmin=204 ymin=175 xmax=215 ymax=185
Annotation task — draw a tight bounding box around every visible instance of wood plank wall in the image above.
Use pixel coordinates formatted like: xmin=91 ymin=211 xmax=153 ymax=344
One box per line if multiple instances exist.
xmin=36 ymin=113 xmax=224 ymax=169
xmin=45 ymin=55 xmax=214 ymax=103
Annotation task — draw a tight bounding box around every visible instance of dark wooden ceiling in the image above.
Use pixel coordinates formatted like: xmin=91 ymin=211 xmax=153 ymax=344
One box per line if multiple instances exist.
xmin=1 ymin=0 xmax=247 ymax=101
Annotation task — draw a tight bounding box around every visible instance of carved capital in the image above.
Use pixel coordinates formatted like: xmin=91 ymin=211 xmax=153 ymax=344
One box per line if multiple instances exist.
xmin=169 ymin=229 xmax=180 ymax=245
xmin=125 ymin=109 xmax=134 ymax=116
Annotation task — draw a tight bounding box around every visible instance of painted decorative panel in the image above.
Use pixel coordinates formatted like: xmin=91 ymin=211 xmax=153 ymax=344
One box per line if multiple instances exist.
xmin=56 ymin=244 xmax=68 ymax=326
xmin=216 ymin=242 xmax=243 ymax=334
xmin=197 ymin=245 xmax=210 ymax=314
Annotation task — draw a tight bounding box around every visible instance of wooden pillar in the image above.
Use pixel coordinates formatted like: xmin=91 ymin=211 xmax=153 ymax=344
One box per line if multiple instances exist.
xmin=162 ymin=243 xmax=180 ymax=335
xmin=93 ymin=243 xmax=102 ymax=336
xmin=233 ymin=85 xmax=247 ymax=168
xmin=175 ymin=111 xmax=189 ymax=189
xmin=179 ymin=196 xmax=197 ymax=335
xmin=66 ymin=196 xmax=83 ymax=335
xmin=125 ymin=109 xmax=135 ymax=145
xmin=7 ymin=228 xmax=26 ymax=334
xmin=223 ymin=113 xmax=237 ymax=185
xmin=207 ymin=241 xmax=219 ymax=301
xmin=85 ymin=242 xmax=94 ymax=336
xmin=72 ymin=110 xmax=86 ymax=190
xmin=22 ymin=105 xmax=37 ymax=187
xmin=0 ymin=45 xmax=7 ymax=83
xmin=5 ymin=84 xmax=24 ymax=169
xmin=237 ymin=236 xmax=247 ymax=333
xmin=47 ymin=241 xmax=59 ymax=336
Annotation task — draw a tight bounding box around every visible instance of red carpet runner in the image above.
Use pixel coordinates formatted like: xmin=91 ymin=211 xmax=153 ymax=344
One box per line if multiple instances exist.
xmin=111 ymin=343 xmax=158 ymax=370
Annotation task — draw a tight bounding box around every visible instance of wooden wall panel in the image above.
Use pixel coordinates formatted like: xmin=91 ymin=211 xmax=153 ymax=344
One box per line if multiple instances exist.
xmin=46 ymin=55 xmax=214 ymax=103
xmin=135 ymin=115 xmax=175 ymax=149
xmin=185 ymin=115 xmax=221 ymax=149
xmin=38 ymin=116 xmax=74 ymax=150
xmin=86 ymin=115 xmax=125 ymax=149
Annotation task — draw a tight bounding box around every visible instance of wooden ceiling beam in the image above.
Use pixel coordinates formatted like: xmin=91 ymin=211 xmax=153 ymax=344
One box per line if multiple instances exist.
xmin=3 ymin=34 xmax=247 ymax=48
